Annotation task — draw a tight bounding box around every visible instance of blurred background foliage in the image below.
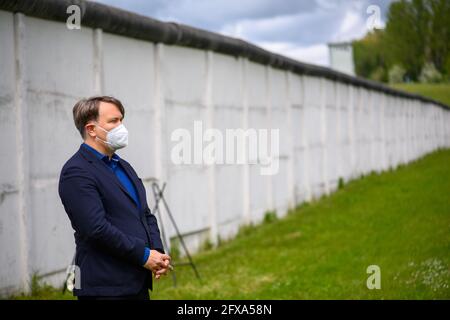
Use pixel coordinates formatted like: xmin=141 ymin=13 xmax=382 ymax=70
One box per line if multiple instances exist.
xmin=353 ymin=0 xmax=450 ymax=84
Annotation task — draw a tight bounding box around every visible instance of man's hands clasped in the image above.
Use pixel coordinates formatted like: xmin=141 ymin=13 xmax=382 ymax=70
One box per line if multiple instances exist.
xmin=143 ymin=250 xmax=173 ymax=280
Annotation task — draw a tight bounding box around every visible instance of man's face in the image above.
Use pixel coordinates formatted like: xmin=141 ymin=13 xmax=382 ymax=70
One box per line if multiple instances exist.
xmin=86 ymin=101 xmax=123 ymax=141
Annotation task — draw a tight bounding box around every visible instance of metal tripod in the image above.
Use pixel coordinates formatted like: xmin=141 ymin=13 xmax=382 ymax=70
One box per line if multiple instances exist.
xmin=150 ymin=180 xmax=202 ymax=287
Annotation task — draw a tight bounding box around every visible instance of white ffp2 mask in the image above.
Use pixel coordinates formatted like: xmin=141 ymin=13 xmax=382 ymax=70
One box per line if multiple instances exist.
xmin=96 ymin=123 xmax=129 ymax=151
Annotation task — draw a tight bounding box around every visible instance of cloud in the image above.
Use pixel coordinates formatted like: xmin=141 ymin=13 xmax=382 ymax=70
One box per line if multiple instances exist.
xmin=94 ymin=0 xmax=317 ymax=30
xmin=255 ymin=41 xmax=329 ymax=66
xmin=220 ymin=9 xmax=345 ymax=45
xmin=93 ymin=0 xmax=395 ymax=66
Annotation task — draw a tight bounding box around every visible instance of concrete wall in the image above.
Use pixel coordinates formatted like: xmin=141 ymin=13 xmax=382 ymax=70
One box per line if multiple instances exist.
xmin=1 ymin=10 xmax=449 ymax=295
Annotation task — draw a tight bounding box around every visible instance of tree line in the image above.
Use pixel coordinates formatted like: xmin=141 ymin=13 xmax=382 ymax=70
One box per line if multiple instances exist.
xmin=353 ymin=0 xmax=450 ymax=83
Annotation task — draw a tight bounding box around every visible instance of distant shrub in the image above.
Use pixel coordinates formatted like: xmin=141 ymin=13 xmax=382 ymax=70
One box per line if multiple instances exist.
xmin=388 ymin=64 xmax=406 ymax=83
xmin=263 ymin=210 xmax=278 ymax=224
xmin=419 ymin=62 xmax=443 ymax=83
xmin=338 ymin=177 xmax=345 ymax=190
xmin=200 ymin=238 xmax=214 ymax=252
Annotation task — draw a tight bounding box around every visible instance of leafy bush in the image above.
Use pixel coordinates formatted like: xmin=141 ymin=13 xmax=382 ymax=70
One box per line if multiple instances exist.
xmin=388 ymin=64 xmax=406 ymax=84
xmin=263 ymin=210 xmax=278 ymax=224
xmin=419 ymin=62 xmax=443 ymax=83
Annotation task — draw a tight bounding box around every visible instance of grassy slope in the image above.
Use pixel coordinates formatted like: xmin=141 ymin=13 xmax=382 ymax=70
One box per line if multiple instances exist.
xmin=391 ymin=83 xmax=450 ymax=107
xmin=151 ymin=149 xmax=450 ymax=299
xmin=11 ymin=149 xmax=450 ymax=300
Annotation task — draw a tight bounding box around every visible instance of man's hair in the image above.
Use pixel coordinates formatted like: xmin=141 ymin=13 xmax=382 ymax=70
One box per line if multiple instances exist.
xmin=72 ymin=96 xmax=125 ymax=139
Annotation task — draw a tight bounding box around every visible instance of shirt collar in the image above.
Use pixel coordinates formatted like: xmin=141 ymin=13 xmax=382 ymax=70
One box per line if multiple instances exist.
xmin=81 ymin=143 xmax=120 ymax=164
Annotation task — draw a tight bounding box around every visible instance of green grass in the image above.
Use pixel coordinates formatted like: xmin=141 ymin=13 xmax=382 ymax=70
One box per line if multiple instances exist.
xmin=10 ymin=274 xmax=75 ymax=300
xmin=391 ymin=83 xmax=450 ymax=107
xmin=10 ymin=148 xmax=450 ymax=299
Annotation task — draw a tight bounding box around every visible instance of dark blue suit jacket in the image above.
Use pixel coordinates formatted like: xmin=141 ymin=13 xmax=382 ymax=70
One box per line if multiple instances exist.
xmin=58 ymin=145 xmax=164 ymax=296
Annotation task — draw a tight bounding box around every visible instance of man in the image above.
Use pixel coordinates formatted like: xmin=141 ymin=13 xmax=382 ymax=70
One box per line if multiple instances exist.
xmin=58 ymin=96 xmax=171 ymax=300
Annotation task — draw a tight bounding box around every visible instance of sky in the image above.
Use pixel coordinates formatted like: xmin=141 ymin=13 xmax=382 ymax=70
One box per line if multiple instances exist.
xmin=93 ymin=0 xmax=395 ymax=67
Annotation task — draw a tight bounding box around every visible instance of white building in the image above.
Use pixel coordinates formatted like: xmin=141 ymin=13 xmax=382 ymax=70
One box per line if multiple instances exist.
xmin=328 ymin=42 xmax=356 ymax=76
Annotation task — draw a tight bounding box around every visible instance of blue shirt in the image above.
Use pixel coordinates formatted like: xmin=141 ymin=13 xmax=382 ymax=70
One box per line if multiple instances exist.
xmin=81 ymin=143 xmax=150 ymax=265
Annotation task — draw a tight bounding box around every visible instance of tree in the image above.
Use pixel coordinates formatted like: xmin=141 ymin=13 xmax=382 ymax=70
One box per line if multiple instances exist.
xmin=383 ymin=0 xmax=429 ymax=81
xmin=428 ymin=0 xmax=450 ymax=78
xmin=353 ymin=0 xmax=450 ymax=82
xmin=353 ymin=30 xmax=388 ymax=82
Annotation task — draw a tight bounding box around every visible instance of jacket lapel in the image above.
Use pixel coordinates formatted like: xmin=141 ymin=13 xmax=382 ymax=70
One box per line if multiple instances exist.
xmin=79 ymin=146 xmax=153 ymax=244
xmin=79 ymin=146 xmax=139 ymax=210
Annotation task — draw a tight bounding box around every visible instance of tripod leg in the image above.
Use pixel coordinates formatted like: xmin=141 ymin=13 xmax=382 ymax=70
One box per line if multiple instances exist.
xmin=171 ymin=268 xmax=177 ymax=287
xmin=151 ymin=183 xmax=170 ymax=255
xmin=151 ymin=183 xmax=177 ymax=288
xmin=156 ymin=183 xmax=202 ymax=284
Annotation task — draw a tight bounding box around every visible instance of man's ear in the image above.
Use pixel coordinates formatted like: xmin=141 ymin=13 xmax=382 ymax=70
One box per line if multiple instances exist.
xmin=85 ymin=123 xmax=96 ymax=138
